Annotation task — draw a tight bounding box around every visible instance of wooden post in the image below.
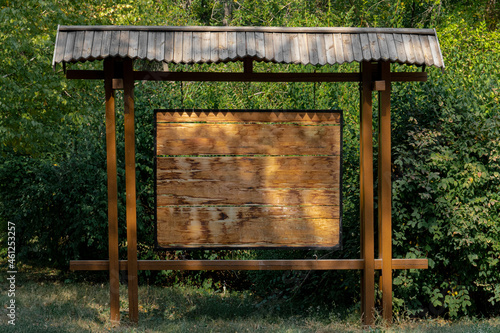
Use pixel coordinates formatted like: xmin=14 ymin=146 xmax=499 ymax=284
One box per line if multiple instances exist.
xmin=378 ymin=61 xmax=393 ymax=323
xmin=104 ymin=58 xmax=120 ymax=324
xmin=360 ymin=61 xmax=375 ymax=326
xmin=123 ymin=58 xmax=139 ymax=323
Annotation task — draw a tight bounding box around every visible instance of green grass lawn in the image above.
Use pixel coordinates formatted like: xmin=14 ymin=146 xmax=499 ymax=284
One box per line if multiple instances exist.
xmin=0 ymin=269 xmax=499 ymax=332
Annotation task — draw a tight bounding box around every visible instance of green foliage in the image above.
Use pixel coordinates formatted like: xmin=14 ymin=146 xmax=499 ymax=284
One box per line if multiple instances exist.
xmin=1 ymin=0 xmax=499 ymax=320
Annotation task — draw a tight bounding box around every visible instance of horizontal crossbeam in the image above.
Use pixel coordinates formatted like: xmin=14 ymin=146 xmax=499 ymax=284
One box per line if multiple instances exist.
xmin=69 ymin=258 xmax=428 ymax=271
xmin=65 ymin=70 xmax=427 ymax=82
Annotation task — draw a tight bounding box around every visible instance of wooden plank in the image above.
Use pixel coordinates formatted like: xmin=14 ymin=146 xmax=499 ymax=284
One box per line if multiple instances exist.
xmin=69 ymin=258 xmax=429 ymax=271
xmin=367 ymin=33 xmax=380 ymax=60
xmin=157 ymin=188 xmax=339 ymax=206
xmin=146 ymin=31 xmax=156 ymax=60
xmin=282 ymin=33 xmax=292 ymax=63
xmin=236 ymin=31 xmax=246 ymax=58
xmin=73 ymin=31 xmax=85 ymax=60
xmin=201 ymin=32 xmax=211 ymax=62
xmin=137 ymin=31 xmax=149 ymax=59
xmin=385 ymin=33 xmax=398 ymax=62
xmin=109 ymin=30 xmax=121 ymax=57
xmin=298 ymin=33 xmax=309 ymax=65
xmin=183 ymin=31 xmax=193 ymax=63
xmin=156 ymin=156 xmax=340 ymax=189
xmin=411 ymin=34 xmax=425 ymax=65
xmin=128 ymin=31 xmax=139 ymax=58
xmin=402 ymin=34 xmax=415 ymax=64
xmin=360 ymin=61 xmax=375 ymax=326
xmin=246 ymin=32 xmax=256 ymax=57
xmin=255 ymin=32 xmax=265 ymax=59
xmin=173 ymin=31 xmax=183 ymax=62
xmin=192 ymin=32 xmax=202 ymax=62
xmin=273 ymin=33 xmax=283 ymax=62
xmin=63 ymin=32 xmax=76 ymax=62
xmin=118 ymin=30 xmax=129 ymax=58
xmin=307 ymin=34 xmax=319 ymax=65
xmin=428 ymin=35 xmax=443 ymax=68
xmin=90 ymin=31 xmax=104 ymax=58
xmin=157 ymin=206 xmax=340 ymax=248
xmin=393 ymin=34 xmax=407 ymax=63
xmin=420 ymin=35 xmax=434 ymax=66
xmin=342 ymin=34 xmax=354 ymax=63
xmin=104 ymin=59 xmax=120 ymax=325
xmin=218 ymin=32 xmax=229 ymax=61
xmin=378 ymin=61 xmax=392 ymax=323
xmin=164 ymin=31 xmax=174 ymax=62
xmin=359 ymin=33 xmax=371 ymax=60
xmin=316 ymin=34 xmax=327 ymax=65
xmin=54 ymin=31 xmax=68 ymax=64
xmin=156 ymin=110 xmax=341 ymax=124
xmin=100 ymin=30 xmax=112 ymax=57
xmin=82 ymin=31 xmax=94 ymax=59
xmin=227 ymin=31 xmax=237 ymax=59
xmin=123 ymin=58 xmax=138 ymax=324
xmin=324 ymin=33 xmax=335 ymax=64
xmin=289 ymin=33 xmax=300 ymax=64
xmin=264 ymin=33 xmax=274 ymax=61
xmin=156 ymin=123 xmax=341 ymax=156
xmin=333 ymin=34 xmax=344 ymax=64
xmin=155 ymin=32 xmax=165 ymax=61
xmin=210 ymin=32 xmax=219 ymax=62
xmin=351 ymin=34 xmax=363 ymax=62
xmin=377 ymin=33 xmax=389 ymax=61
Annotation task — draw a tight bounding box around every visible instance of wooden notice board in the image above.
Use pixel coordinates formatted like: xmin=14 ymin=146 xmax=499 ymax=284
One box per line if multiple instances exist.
xmin=155 ymin=109 xmax=342 ymax=249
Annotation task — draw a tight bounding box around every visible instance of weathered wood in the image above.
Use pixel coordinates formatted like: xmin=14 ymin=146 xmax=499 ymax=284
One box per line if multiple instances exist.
xmin=104 ymin=59 xmax=120 ymax=325
xmin=157 ymin=206 xmax=340 ymax=248
xmin=73 ymin=31 xmax=85 ymax=60
xmin=69 ymin=258 xmax=429 ymax=271
xmin=123 ymin=59 xmax=138 ymax=323
xmin=307 ymin=33 xmax=318 ymax=65
xmin=342 ymin=34 xmax=354 ymax=63
xmin=100 ymin=30 xmax=112 ymax=58
xmin=91 ymin=31 xmax=103 ymax=59
xmin=218 ymin=31 xmax=229 ymax=61
xmin=333 ymin=33 xmax=344 ymax=64
xmin=273 ymin=33 xmax=284 ymax=62
xmin=360 ymin=61 xmax=375 ymax=326
xmin=351 ymin=34 xmax=363 ymax=62
xmin=192 ymin=32 xmax=202 ymax=63
xmin=155 ymin=32 xmax=165 ymax=61
xmin=210 ymin=31 xmax=219 ymax=62
xmin=324 ymin=33 xmax=335 ymax=64
xmin=412 ymin=35 xmax=425 ymax=65
xmin=378 ymin=61 xmax=392 ymax=323
xmin=227 ymin=31 xmax=237 ymax=59
xmin=246 ymin=32 xmax=256 ymax=57
xmin=264 ymin=33 xmax=274 ymax=61
xmin=237 ymin=32 xmax=246 ymax=58
xmin=402 ymin=34 xmax=415 ymax=64
xmin=385 ymin=33 xmax=398 ymax=62
xmin=157 ymin=188 xmax=339 ymax=206
xmin=82 ymin=31 xmax=94 ymax=59
xmin=367 ymin=33 xmax=380 ymax=60
xmin=316 ymin=34 xmax=327 ymax=65
xmin=428 ymin=35 xmax=444 ymax=68
xmin=128 ymin=31 xmax=139 ymax=58
xmin=289 ymin=33 xmax=300 ymax=64
xmin=173 ymin=31 xmax=183 ymax=63
xmin=255 ymin=32 xmax=265 ymax=59
xmin=157 ymin=156 xmax=340 ymax=189
xmin=137 ymin=31 xmax=148 ymax=59
xmin=183 ymin=31 xmax=193 ymax=63
xmin=119 ymin=30 xmax=130 ymax=58
xmin=109 ymin=31 xmax=120 ymax=57
xmin=201 ymin=32 xmax=211 ymax=62
xmin=164 ymin=31 xmax=174 ymax=62
xmin=393 ymin=34 xmax=407 ymax=63
xmin=420 ymin=35 xmax=434 ymax=67
xmin=377 ymin=33 xmax=389 ymax=61
xmin=156 ymin=123 xmax=341 ymax=156
xmin=298 ymin=33 xmax=309 ymax=65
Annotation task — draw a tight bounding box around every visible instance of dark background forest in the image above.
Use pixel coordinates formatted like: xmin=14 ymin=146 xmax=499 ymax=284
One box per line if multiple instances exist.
xmin=1 ymin=0 xmax=499 ymax=319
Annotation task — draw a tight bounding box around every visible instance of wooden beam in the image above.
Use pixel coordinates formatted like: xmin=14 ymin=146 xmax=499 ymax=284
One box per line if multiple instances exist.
xmin=378 ymin=61 xmax=393 ymax=323
xmin=360 ymin=61 xmax=375 ymax=326
xmin=123 ymin=58 xmax=138 ymax=324
xmin=65 ymin=70 xmax=427 ymax=82
xmin=69 ymin=258 xmax=428 ymax=271
xmin=104 ymin=58 xmax=120 ymax=325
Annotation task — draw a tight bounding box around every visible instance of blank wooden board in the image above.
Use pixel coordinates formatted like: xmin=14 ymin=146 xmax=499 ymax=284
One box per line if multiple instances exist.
xmin=155 ymin=109 xmax=342 ymax=249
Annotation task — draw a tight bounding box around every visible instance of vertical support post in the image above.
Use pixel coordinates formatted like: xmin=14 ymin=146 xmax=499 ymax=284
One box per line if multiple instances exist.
xmin=378 ymin=61 xmax=392 ymax=323
xmin=104 ymin=58 xmax=120 ymax=325
xmin=123 ymin=58 xmax=139 ymax=323
xmin=360 ymin=61 xmax=375 ymax=326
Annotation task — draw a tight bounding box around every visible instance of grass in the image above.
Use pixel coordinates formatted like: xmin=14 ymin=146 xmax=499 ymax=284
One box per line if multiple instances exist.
xmin=0 ymin=268 xmax=499 ymax=332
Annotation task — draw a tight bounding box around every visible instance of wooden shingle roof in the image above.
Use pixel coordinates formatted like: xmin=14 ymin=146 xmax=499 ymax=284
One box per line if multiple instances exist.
xmin=52 ymin=26 xmax=445 ymax=69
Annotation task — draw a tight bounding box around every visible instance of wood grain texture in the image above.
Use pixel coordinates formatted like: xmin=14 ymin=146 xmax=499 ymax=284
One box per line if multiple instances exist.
xmin=157 ymin=156 xmax=340 ymax=189
xmin=157 ymin=206 xmax=340 ymax=248
xmin=156 ymin=123 xmax=341 ymax=156
xmin=155 ymin=111 xmax=341 ymax=248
